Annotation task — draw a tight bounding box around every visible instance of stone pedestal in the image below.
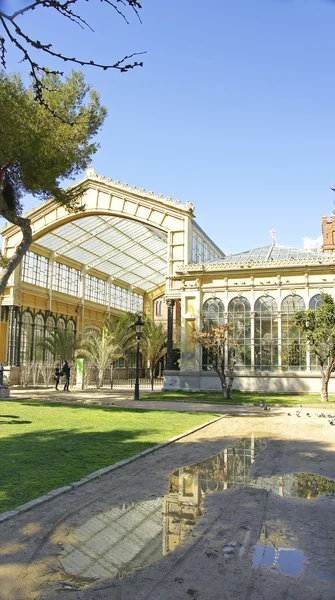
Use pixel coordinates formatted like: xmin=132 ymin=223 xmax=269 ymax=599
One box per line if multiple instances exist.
xmin=0 ymin=388 xmax=10 ymax=399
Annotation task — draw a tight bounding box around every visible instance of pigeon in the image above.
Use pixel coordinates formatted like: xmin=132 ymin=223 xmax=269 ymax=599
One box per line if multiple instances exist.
xmin=329 ymin=420 xmax=335 ymax=426
xmin=306 ymin=413 xmax=310 ymax=417
xmin=260 ymin=401 xmax=265 ymax=408
xmin=296 ymin=411 xmax=301 ymax=417
xmin=287 ymin=413 xmax=291 ymax=416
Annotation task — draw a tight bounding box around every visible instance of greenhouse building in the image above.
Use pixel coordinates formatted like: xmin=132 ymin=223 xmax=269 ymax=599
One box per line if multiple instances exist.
xmin=1 ymin=167 xmax=335 ymax=393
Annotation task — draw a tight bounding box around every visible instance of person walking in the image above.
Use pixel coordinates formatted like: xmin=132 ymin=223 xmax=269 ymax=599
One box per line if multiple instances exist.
xmin=62 ymin=361 xmax=71 ymax=392
xmin=54 ymin=362 xmax=61 ymax=391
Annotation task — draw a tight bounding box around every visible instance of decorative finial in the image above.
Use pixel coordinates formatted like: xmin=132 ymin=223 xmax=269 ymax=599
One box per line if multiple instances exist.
xmin=85 ymin=166 xmax=96 ymax=178
xmin=270 ymin=229 xmax=276 ymax=245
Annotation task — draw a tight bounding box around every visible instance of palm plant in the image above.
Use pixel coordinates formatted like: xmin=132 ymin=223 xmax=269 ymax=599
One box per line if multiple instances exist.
xmin=76 ymin=325 xmax=122 ymax=388
xmin=104 ymin=313 xmax=137 ymax=386
xmin=141 ymin=320 xmax=167 ymax=389
xmin=36 ymin=329 xmax=78 ymax=363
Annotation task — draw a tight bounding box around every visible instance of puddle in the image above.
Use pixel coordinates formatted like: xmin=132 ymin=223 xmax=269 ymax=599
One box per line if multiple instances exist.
xmin=59 ymin=436 xmax=335 ymax=582
xmin=252 ymin=523 xmax=308 ymax=577
xmin=253 ymin=545 xmax=307 ymax=576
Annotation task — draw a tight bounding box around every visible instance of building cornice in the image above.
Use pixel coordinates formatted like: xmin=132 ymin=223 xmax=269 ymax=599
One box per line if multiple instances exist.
xmin=177 ymin=257 xmax=335 ymax=274
xmin=1 ymin=170 xmax=196 ymax=237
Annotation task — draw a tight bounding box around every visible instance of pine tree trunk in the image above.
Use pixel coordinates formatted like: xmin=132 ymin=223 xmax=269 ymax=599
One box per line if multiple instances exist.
xmin=0 ymin=188 xmax=33 ymax=295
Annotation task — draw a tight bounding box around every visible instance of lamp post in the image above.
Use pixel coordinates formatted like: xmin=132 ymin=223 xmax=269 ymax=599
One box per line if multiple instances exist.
xmin=134 ymin=315 xmax=144 ymax=401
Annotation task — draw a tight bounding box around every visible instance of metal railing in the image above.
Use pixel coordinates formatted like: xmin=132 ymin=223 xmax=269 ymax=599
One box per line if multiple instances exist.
xmin=111 ymin=375 xmax=164 ymax=390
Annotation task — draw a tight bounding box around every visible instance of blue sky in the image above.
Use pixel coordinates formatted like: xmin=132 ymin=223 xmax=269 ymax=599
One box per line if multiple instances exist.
xmin=2 ymin=0 xmax=335 ymax=254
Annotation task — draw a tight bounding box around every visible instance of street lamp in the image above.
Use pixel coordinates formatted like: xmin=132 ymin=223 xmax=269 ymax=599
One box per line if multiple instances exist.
xmin=134 ymin=315 xmax=144 ymax=401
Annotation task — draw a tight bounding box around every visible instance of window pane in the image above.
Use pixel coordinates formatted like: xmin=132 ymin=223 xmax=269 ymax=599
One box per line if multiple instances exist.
xmin=228 ymin=297 xmax=251 ymax=367
xmin=53 ymin=262 xmax=80 ymax=296
xmin=281 ymin=295 xmax=306 ymax=371
xmin=85 ymin=274 xmax=107 ymax=304
xmin=255 ymin=296 xmax=278 ymax=370
xmin=22 ymin=251 xmax=49 ymax=287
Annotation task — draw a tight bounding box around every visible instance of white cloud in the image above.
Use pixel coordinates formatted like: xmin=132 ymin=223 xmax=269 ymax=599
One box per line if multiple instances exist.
xmin=302 ymin=236 xmax=322 ymax=251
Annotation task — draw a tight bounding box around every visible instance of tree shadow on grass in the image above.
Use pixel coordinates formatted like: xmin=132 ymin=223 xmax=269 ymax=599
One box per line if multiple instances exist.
xmin=0 ymin=420 xmax=32 ymax=424
xmin=0 ymin=426 xmax=166 ymax=513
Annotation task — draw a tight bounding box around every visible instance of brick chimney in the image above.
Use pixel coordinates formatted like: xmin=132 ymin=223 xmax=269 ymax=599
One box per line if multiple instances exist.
xmin=322 ymin=214 xmax=335 ymax=253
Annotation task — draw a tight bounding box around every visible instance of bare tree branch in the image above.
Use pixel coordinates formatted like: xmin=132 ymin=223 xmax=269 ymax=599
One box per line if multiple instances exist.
xmin=0 ymin=0 xmax=144 ymax=107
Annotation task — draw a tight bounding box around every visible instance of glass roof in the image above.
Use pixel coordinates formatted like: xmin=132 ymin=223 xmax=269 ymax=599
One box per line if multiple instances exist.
xmin=36 ymin=215 xmax=168 ymax=292
xmin=212 ymin=244 xmax=331 ymax=264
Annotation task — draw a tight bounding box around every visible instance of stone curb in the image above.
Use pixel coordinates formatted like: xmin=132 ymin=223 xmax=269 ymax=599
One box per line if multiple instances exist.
xmin=0 ymin=415 xmax=225 ymax=523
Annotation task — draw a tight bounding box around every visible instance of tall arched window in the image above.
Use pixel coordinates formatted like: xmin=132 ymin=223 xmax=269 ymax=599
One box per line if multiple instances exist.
xmin=202 ymin=298 xmax=224 ymax=330
xmin=67 ymin=319 xmax=76 ymax=347
xmin=20 ymin=311 xmax=33 ymax=363
xmin=202 ymin=298 xmax=224 ymax=370
xmin=45 ymin=315 xmax=55 ymax=362
xmin=255 ymin=296 xmax=278 ymax=370
xmin=57 ymin=317 xmax=66 ymax=330
xmin=309 ymin=294 xmax=323 ymax=310
xmin=34 ymin=314 xmax=45 ymax=361
xmin=281 ymin=295 xmax=306 ymax=371
xmin=228 ymin=297 xmax=251 ymax=367
xmin=67 ymin=319 xmax=75 ymax=335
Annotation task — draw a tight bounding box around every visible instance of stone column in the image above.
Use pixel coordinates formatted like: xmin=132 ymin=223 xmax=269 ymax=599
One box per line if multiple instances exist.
xmin=7 ymin=306 xmax=17 ymax=365
xmin=166 ymin=299 xmax=175 ymax=370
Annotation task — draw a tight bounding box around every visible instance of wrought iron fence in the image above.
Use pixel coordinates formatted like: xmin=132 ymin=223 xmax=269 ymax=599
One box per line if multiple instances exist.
xmin=111 ymin=375 xmax=164 ymax=390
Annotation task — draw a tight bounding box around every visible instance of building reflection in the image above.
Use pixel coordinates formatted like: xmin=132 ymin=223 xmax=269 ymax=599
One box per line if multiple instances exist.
xmin=163 ymin=436 xmax=266 ymax=554
xmin=59 ymin=437 xmax=335 ymax=581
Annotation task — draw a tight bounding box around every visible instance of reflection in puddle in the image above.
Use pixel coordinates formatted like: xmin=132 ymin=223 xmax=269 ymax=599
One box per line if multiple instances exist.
xmin=253 ymin=544 xmax=307 ymax=576
xmin=59 ymin=436 xmax=335 ymax=582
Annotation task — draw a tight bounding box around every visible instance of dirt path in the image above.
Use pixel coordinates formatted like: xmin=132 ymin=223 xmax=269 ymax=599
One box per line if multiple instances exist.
xmin=0 ymin=408 xmax=334 ymax=600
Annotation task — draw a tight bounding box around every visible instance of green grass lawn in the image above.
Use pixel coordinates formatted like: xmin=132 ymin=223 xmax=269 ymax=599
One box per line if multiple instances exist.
xmin=140 ymin=390 xmax=335 ymax=405
xmin=0 ymin=401 xmax=218 ymax=513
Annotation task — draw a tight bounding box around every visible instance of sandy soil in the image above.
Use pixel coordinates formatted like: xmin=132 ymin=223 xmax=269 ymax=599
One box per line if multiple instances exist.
xmin=0 ymin=406 xmax=334 ymax=600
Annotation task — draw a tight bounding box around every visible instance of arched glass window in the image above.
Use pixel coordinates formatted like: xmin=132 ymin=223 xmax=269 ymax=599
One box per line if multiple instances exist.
xmin=228 ymin=297 xmax=251 ymax=367
xmin=309 ymin=294 xmax=323 ymax=310
xmin=255 ymin=296 xmax=278 ymax=370
xmin=20 ymin=311 xmax=33 ymax=363
xmin=46 ymin=315 xmax=55 ymax=333
xmin=57 ymin=317 xmax=65 ymax=330
xmin=67 ymin=319 xmax=76 ymax=345
xmin=34 ymin=314 xmax=45 ymax=361
xmin=67 ymin=319 xmax=75 ymax=334
xmin=202 ymin=298 xmax=224 ymax=370
xmin=281 ymin=295 xmax=306 ymax=371
xmin=202 ymin=298 xmax=224 ymax=330
xmin=45 ymin=315 xmax=55 ymax=362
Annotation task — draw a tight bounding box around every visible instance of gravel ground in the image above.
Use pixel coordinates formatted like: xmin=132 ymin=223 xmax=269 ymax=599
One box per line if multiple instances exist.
xmin=0 ymin=405 xmax=334 ymax=600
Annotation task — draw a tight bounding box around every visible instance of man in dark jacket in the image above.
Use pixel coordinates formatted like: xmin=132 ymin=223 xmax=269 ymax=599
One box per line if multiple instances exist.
xmin=62 ymin=361 xmax=71 ymax=391
xmin=54 ymin=362 xmax=61 ymax=390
